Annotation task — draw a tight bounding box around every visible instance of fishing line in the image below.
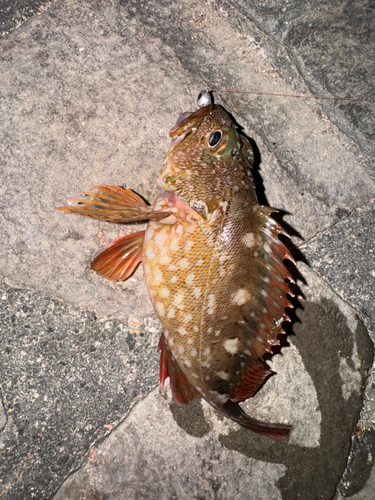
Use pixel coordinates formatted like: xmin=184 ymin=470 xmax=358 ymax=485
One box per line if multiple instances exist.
xmin=197 ymin=88 xmax=375 ymax=107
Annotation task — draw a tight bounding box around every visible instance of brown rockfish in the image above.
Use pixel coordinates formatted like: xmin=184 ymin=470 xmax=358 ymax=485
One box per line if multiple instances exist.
xmin=56 ymin=103 xmax=294 ymax=439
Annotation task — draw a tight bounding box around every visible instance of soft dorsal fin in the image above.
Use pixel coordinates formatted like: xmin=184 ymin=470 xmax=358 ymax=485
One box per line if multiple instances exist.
xmin=158 ymin=334 xmax=199 ymax=405
xmin=91 ymin=231 xmax=144 ymax=281
xmin=229 ymin=361 xmax=272 ymax=403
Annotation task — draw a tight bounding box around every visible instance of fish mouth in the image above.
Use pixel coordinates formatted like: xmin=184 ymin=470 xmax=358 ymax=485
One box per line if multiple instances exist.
xmin=174 ymin=111 xmax=193 ymax=127
xmin=169 ymin=111 xmax=193 ymax=147
xmin=168 ymin=104 xmax=214 ymax=144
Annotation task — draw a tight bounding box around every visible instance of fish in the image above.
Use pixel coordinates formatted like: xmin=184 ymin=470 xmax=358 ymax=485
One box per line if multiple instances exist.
xmin=56 ymin=103 xmax=294 ymax=439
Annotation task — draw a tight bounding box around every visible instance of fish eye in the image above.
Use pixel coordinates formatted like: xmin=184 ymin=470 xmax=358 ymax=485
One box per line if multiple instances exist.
xmin=208 ymin=130 xmax=222 ymax=148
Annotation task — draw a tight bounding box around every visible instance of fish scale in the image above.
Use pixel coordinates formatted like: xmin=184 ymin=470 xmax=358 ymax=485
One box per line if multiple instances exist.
xmin=56 ymin=102 xmax=294 ymax=439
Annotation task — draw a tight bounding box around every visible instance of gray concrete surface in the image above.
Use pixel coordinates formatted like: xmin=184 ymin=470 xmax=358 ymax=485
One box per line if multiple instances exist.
xmin=0 ymin=0 xmax=374 ymax=499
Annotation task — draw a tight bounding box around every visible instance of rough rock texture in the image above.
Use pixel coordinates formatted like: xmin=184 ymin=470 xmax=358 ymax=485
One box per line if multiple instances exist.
xmin=0 ymin=0 xmax=374 ymax=499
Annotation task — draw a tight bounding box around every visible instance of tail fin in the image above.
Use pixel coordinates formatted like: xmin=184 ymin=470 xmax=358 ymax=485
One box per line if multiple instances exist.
xmin=221 ymin=400 xmax=292 ymax=440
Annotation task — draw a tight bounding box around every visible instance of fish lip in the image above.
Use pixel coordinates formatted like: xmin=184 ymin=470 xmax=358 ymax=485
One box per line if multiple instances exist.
xmin=168 ymin=111 xmax=192 ymax=136
xmin=168 ymin=104 xmax=214 ymax=137
xmin=174 ymin=111 xmax=193 ymax=127
xmin=168 ymin=112 xmax=194 ymax=146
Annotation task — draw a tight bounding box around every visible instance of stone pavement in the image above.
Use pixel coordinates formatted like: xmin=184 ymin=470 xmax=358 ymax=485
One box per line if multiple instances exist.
xmin=0 ymin=1 xmax=374 ymax=499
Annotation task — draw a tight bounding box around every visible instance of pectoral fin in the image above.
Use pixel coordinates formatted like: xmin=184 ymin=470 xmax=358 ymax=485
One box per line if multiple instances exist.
xmin=91 ymin=231 xmax=144 ymax=281
xmin=55 ymin=185 xmax=170 ymax=223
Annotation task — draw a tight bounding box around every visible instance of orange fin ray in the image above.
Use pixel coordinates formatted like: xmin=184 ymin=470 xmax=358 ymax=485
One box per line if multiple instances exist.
xmin=55 ymin=185 xmax=170 ymax=223
xmin=221 ymin=400 xmax=292 ymax=440
xmin=158 ymin=335 xmax=199 ymax=405
xmin=91 ymin=231 xmax=144 ymax=281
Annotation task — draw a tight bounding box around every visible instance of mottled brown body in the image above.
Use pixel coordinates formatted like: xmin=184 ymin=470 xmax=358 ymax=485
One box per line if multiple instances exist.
xmin=56 ymin=104 xmax=293 ymax=438
xmin=143 ymin=188 xmax=289 ymax=405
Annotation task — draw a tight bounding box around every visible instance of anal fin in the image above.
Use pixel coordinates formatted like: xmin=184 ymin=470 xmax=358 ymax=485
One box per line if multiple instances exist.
xmin=55 ymin=185 xmax=170 ymax=223
xmin=91 ymin=230 xmax=144 ymax=281
xmin=158 ymin=335 xmax=198 ymax=405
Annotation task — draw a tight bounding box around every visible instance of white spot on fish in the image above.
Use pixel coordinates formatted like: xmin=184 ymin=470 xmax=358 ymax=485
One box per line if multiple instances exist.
xmin=184 ymin=359 xmax=191 ymax=368
xmin=193 ymin=287 xmax=201 ymax=299
xmin=153 ymin=202 xmax=163 ymax=212
xmin=170 ymin=275 xmax=178 ymax=283
xmin=193 ymin=325 xmax=199 ymax=333
xmin=152 ymin=268 xmax=163 ymax=286
xmin=154 ymin=233 xmax=169 ymax=248
xmin=159 ymin=253 xmax=171 ymax=266
xmin=177 ymin=327 xmax=187 ymax=336
xmin=160 ymin=287 xmax=170 ymax=298
xmin=173 ymin=293 xmax=185 ymax=308
xmin=243 ymin=232 xmax=255 ymax=248
xmin=155 ymin=301 xmax=165 ymax=318
xmin=219 ymin=266 xmax=226 ymax=278
xmin=167 ymin=263 xmax=178 ymax=272
xmin=217 ymin=371 xmax=230 ymax=380
xmin=224 ymin=338 xmax=239 ymax=355
xmin=203 ymin=347 xmax=210 ymax=356
xmin=191 ymin=349 xmax=197 ymax=357
xmin=183 ymin=313 xmax=193 ymax=324
xmin=207 ymin=294 xmax=216 ymax=315
xmin=232 ymin=289 xmax=251 ymax=306
xmin=219 ymin=255 xmax=230 ymax=263
xmin=176 ymin=224 xmax=183 ymax=234
xmin=215 ymin=330 xmax=221 ymax=336
xmin=276 ymin=317 xmax=284 ymax=327
xmin=192 ymin=373 xmax=199 ymax=378
xmin=145 ymin=246 xmax=155 ymax=259
xmin=208 ymin=391 xmax=229 ymax=404
xmin=196 ymin=258 xmax=204 ymax=266
xmin=185 ymin=272 xmax=195 ymax=285
xmin=167 ymin=308 xmax=175 ymax=319
xmin=184 ymin=240 xmax=194 ymax=251
xmin=177 ymin=345 xmax=185 ymax=355
xmin=170 ymin=239 xmax=180 ymax=252
xmin=180 ymin=258 xmax=190 ymax=269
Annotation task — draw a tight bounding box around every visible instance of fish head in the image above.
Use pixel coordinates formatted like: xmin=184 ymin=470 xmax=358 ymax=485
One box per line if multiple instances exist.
xmin=157 ymin=104 xmax=255 ymax=219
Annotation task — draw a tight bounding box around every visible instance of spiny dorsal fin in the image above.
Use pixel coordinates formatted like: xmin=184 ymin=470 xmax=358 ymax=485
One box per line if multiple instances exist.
xmin=227 ymin=207 xmax=294 ymax=402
